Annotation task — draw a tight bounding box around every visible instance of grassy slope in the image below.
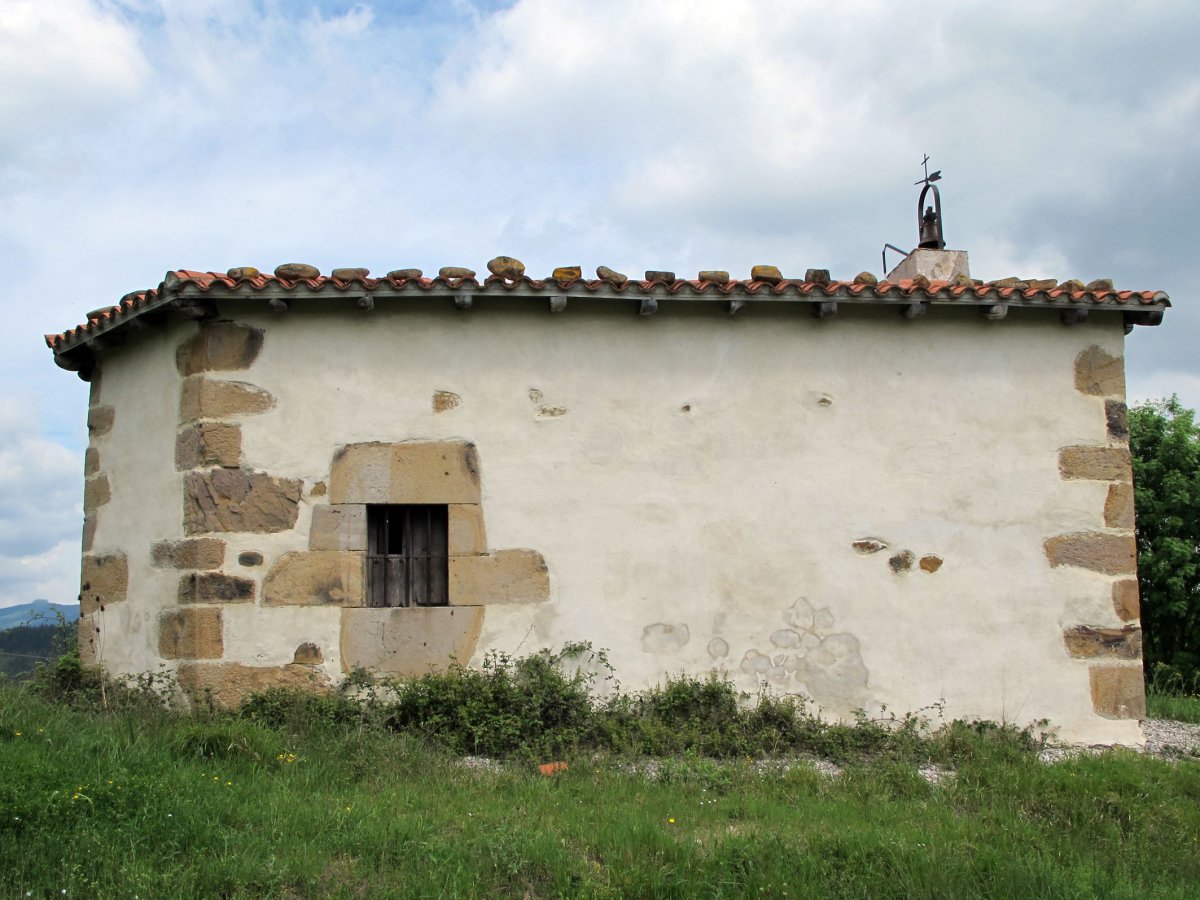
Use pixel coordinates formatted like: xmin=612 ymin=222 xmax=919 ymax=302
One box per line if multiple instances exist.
xmin=3 ymin=684 xmax=1200 ymax=899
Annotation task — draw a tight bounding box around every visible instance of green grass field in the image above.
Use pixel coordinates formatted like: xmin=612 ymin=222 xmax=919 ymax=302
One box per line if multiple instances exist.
xmin=3 ymin=673 xmax=1200 ymax=899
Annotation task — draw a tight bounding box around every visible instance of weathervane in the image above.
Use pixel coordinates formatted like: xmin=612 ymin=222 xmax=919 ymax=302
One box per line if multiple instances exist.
xmin=914 ymin=154 xmax=945 ymax=250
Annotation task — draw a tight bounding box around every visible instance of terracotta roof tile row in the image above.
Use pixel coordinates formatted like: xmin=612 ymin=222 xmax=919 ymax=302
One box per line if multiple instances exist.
xmin=46 ymin=266 xmax=1171 ymax=355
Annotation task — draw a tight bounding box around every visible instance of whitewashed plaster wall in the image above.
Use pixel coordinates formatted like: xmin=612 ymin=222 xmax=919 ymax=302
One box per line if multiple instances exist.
xmin=87 ymin=298 xmax=1141 ymax=744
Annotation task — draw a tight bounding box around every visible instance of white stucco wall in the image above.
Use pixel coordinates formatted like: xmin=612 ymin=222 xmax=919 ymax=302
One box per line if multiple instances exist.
xmin=88 ymin=298 xmax=1141 ymax=744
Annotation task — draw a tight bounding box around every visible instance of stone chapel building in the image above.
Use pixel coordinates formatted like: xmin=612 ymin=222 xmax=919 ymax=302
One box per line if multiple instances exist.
xmin=46 ymin=236 xmax=1169 ymax=744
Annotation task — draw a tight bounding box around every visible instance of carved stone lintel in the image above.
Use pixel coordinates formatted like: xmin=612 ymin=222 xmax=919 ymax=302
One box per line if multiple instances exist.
xmin=455 ymin=292 xmax=473 ymax=311
xmin=639 ymin=298 xmax=658 ymax=317
xmin=548 ymin=295 xmax=567 ymax=313
xmin=812 ymin=301 xmax=837 ymax=320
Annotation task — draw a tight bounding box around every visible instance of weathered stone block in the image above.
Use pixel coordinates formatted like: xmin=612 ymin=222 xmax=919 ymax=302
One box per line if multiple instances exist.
xmin=80 ymin=553 xmax=128 ymax=615
xmin=1044 ymin=532 xmax=1137 ymax=575
xmin=1058 ymin=446 xmax=1131 ymax=482
xmin=184 ymin=468 xmax=302 ymax=534
xmin=1074 ymin=345 xmax=1125 ymax=397
xmin=448 ymin=504 xmax=487 ymax=556
xmin=1105 ymin=400 xmax=1129 ymax=440
xmin=1112 ymin=580 xmax=1141 ymax=622
xmin=177 ymin=662 xmax=330 ymax=707
xmin=238 ymin=551 xmax=263 ymax=567
xmin=83 ymin=474 xmax=110 ymax=512
xmin=78 ymin=615 xmax=98 ymax=665
xmin=176 ymin=422 xmax=242 ymax=470
xmin=293 ymin=642 xmax=324 ymax=665
xmin=750 ymin=265 xmax=782 ymax=284
xmin=84 ymin=447 xmax=100 ymax=477
xmin=81 ymin=515 xmax=96 ymax=553
xmin=87 ymin=405 xmax=115 ymax=436
xmin=152 ymin=538 xmax=225 ymax=570
xmin=88 ymin=369 xmax=102 ymax=407
xmin=158 ymin=607 xmax=223 ymax=659
xmin=432 ymin=391 xmax=460 ymax=413
xmin=449 ymin=549 xmax=549 ymax=605
xmin=1104 ymin=483 xmax=1136 ymax=530
xmin=1089 ymin=665 xmax=1145 ymax=719
xmin=263 ymin=551 xmax=364 ymax=606
xmin=179 ymin=376 xmax=275 ymax=423
xmin=176 ymin=322 xmax=265 ymax=376
xmin=329 ymin=441 xmax=481 ymax=505
xmin=309 ymin=505 xmax=366 ymax=551
xmin=340 ymin=606 xmax=484 ymax=675
xmin=178 ymin=572 xmax=256 ymax=604
xmin=1063 ymin=625 xmax=1142 ymax=659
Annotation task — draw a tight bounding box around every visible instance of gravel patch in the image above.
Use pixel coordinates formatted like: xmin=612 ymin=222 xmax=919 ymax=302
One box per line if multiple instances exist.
xmin=1142 ymin=717 xmax=1200 ymax=758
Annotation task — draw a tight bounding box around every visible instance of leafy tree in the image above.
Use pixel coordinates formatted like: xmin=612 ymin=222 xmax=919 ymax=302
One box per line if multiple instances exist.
xmin=1129 ymin=396 xmax=1200 ymax=683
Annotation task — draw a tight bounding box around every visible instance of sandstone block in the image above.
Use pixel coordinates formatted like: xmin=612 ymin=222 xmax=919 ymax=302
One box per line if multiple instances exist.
xmin=177 ymin=662 xmax=331 ymax=707
xmin=432 ymin=391 xmax=460 ymax=413
xmin=1057 ymin=279 xmax=1086 ymax=293
xmin=1074 ymin=345 xmax=1125 ymax=397
xmin=263 ymin=551 xmax=364 ymax=606
xmin=331 ymin=267 xmax=370 ymax=281
xmin=1105 ymin=400 xmax=1129 ymax=440
xmin=644 ymin=270 xmax=675 ymax=282
xmin=329 ymin=441 xmax=481 ymax=505
xmin=226 ymin=266 xmax=259 ymax=280
xmin=179 ymin=376 xmax=275 ymax=423
xmin=340 ymin=606 xmax=484 ymax=675
xmin=1044 ymin=532 xmax=1137 ymax=575
xmin=184 ymin=469 xmax=302 ymax=534
xmin=80 ymin=553 xmax=128 ymax=615
xmin=486 ymin=256 xmax=525 ymax=279
xmin=805 ymin=268 xmax=831 ymax=285
xmin=274 ymin=263 xmax=320 ymax=280
xmin=87 ymin=405 xmax=115 ymax=436
xmin=176 ymin=422 xmax=242 ymax=470
xmin=1085 ymin=278 xmax=1114 ymax=292
xmin=448 ymin=504 xmax=487 ymax=556
xmin=387 ymin=268 xmax=423 ymax=280
xmin=449 ymin=549 xmax=549 ymax=605
xmin=1089 ymin=665 xmax=1145 ymax=718
xmin=178 ymin=572 xmax=256 ymax=604
xmin=309 ymin=505 xmax=367 ymax=551
xmin=152 ymin=538 xmax=225 ymax=570
xmin=158 ymin=607 xmax=223 ymax=659
xmin=698 ymin=270 xmax=730 ymax=284
xmin=293 ymin=642 xmax=324 ymax=665
xmin=78 ymin=615 xmax=98 ymax=666
xmin=1063 ymin=625 xmax=1142 ymax=659
xmin=853 ymin=271 xmax=878 ymax=285
xmin=438 ymin=266 xmax=475 ymax=279
xmin=596 ymin=265 xmax=627 ymax=286
xmin=1058 ymin=446 xmax=1131 ymax=482
xmin=176 ymin=322 xmax=265 ymax=376
xmin=83 ymin=475 xmax=110 ymax=512
xmin=1112 ymin=580 xmax=1141 ymax=621
xmin=1104 ymin=483 xmax=1136 ymax=530
xmin=552 ymin=266 xmax=582 ymax=281
xmin=750 ymin=265 xmax=782 ymax=284
xmin=84 ymin=447 xmax=100 ymax=477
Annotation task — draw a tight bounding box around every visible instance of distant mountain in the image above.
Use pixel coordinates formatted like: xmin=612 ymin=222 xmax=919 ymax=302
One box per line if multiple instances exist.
xmin=0 ymin=600 xmax=80 ymax=631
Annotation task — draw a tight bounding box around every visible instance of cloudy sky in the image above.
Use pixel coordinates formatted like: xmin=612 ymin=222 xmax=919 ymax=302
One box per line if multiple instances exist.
xmin=0 ymin=0 xmax=1196 ymax=607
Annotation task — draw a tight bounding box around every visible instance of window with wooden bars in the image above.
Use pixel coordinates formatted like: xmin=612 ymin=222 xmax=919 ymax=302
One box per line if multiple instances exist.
xmin=366 ymin=505 xmax=449 ymax=608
